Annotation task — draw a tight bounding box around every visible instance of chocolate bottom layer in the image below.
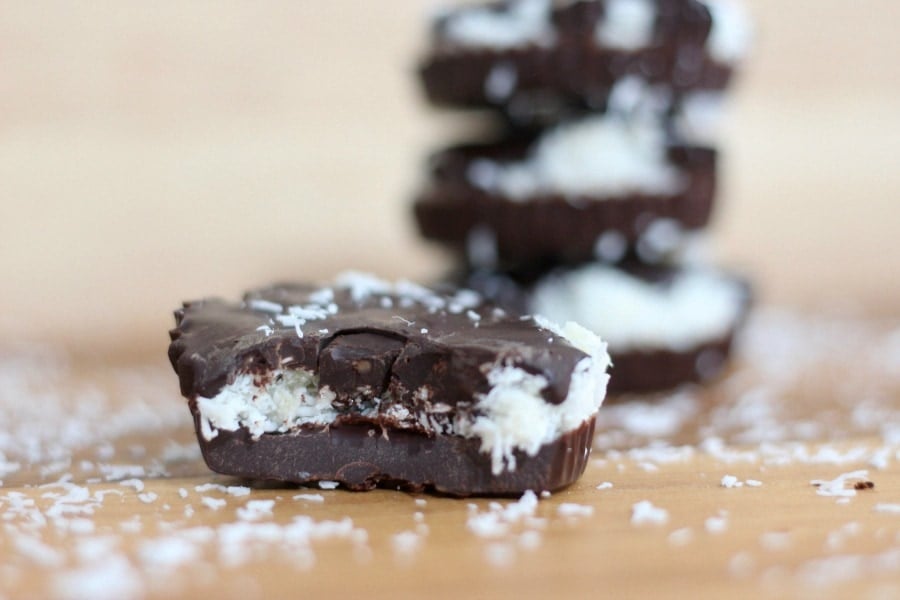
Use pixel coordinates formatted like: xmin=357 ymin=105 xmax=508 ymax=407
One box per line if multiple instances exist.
xmin=193 ymin=414 xmax=596 ymax=497
xmin=608 ymin=334 xmax=734 ymax=395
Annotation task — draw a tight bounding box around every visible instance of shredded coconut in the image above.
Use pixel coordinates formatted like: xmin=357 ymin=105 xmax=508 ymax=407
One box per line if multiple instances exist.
xmin=52 ymin=556 xmax=142 ymax=600
xmin=391 ymin=530 xmax=423 ymax=558
xmin=485 ymin=62 xmax=518 ymax=102
xmin=557 ymin=503 xmax=594 ymax=518
xmin=795 ymin=547 xmax=900 ymax=588
xmin=720 ymin=474 xmax=742 ymax=488
xmin=631 ymin=501 xmax=669 ymax=526
xmin=293 ymin=493 xmax=325 ymax=503
xmin=705 ymin=512 xmax=729 ymax=534
xmin=469 ymin=116 xmax=682 ymax=200
xmin=440 ymin=0 xmax=553 ymax=50
xmin=595 ymin=0 xmax=656 ymax=50
xmin=668 ymin=528 xmax=694 ymax=547
xmin=484 ymin=542 xmax=516 ymax=568
xmin=759 ymin=531 xmax=792 ymax=552
xmin=236 ymin=499 xmax=275 ymax=522
xmin=873 ymin=503 xmax=900 ymax=515
xmin=467 ymin=491 xmax=539 ymax=539
xmin=728 ymin=552 xmax=755 ymax=579
xmin=810 ymin=470 xmax=870 ymax=498
xmin=118 ymin=479 xmax=144 ymax=492
xmin=532 ymin=265 xmax=744 ymax=352
xmin=137 ymin=536 xmax=200 ymax=569
xmin=200 ymin=497 xmax=226 ymax=511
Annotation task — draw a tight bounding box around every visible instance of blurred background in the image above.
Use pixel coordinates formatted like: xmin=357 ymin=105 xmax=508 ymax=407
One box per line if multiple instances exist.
xmin=1 ymin=1 xmax=898 ymax=361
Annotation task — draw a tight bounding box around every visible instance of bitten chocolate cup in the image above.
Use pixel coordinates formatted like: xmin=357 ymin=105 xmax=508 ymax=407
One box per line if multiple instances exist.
xmin=168 ymin=273 xmax=610 ymax=496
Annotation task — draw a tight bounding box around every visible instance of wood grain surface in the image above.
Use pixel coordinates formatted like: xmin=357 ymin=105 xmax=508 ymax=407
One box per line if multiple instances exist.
xmin=2 ymin=310 xmax=899 ymax=599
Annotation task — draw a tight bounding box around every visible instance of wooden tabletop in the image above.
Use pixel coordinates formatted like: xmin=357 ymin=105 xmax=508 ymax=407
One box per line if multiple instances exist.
xmin=3 ymin=309 xmax=899 ymax=599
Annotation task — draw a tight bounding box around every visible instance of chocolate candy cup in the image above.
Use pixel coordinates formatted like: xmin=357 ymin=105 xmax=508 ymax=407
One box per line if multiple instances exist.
xmin=169 ymin=274 xmax=610 ymax=495
xmin=421 ymin=0 xmax=736 ymax=124
xmin=415 ymin=138 xmax=716 ymax=269
xmin=460 ymin=263 xmax=751 ymax=394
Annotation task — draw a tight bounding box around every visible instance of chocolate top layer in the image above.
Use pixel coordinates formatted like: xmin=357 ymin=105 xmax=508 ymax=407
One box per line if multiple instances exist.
xmin=168 ymin=274 xmax=589 ymax=408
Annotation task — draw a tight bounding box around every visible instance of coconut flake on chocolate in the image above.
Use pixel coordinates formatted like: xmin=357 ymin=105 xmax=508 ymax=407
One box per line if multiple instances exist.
xmin=594 ymin=0 xmax=657 ymax=51
xmin=440 ymin=0 xmax=555 ymax=50
xmin=441 ymin=0 xmax=554 ymax=50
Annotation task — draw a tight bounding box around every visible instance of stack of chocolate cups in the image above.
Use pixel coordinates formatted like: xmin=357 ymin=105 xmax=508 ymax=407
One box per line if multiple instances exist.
xmin=414 ymin=0 xmax=752 ymax=394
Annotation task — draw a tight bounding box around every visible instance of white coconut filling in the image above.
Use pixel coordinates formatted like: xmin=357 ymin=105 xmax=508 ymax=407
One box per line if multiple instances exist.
xmin=595 ymin=0 xmax=656 ymax=51
xmin=699 ymin=0 xmax=751 ymax=64
xmin=531 ymin=265 xmax=744 ymax=352
xmin=441 ymin=0 xmax=554 ymax=49
xmin=467 ymin=115 xmax=683 ymax=200
xmin=195 ymin=320 xmax=610 ymax=476
xmin=461 ymin=319 xmax=610 ymax=474
xmin=195 ymin=370 xmax=337 ymax=441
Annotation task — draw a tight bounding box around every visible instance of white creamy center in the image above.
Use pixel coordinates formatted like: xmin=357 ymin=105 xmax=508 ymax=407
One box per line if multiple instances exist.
xmin=441 ymin=0 xmax=554 ymax=49
xmin=196 ymin=370 xmax=337 ymax=441
xmin=531 ymin=265 xmax=744 ymax=352
xmin=459 ymin=320 xmax=610 ymax=474
xmin=595 ymin=0 xmax=657 ymax=50
xmin=468 ymin=115 xmax=683 ymax=200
